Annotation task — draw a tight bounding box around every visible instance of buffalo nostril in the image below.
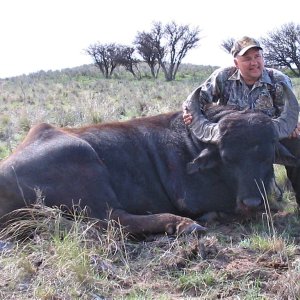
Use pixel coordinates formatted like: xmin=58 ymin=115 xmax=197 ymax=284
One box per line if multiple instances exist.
xmin=242 ymin=198 xmax=261 ymax=208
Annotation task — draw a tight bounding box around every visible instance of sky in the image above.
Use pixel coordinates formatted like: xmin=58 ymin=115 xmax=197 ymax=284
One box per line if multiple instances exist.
xmin=0 ymin=0 xmax=299 ymax=78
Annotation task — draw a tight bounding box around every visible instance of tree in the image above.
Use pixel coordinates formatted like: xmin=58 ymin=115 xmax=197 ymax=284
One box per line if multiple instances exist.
xmin=135 ymin=21 xmax=201 ymax=81
xmin=134 ymin=32 xmax=161 ymax=79
xmin=261 ymin=22 xmax=300 ymax=77
xmin=85 ymin=43 xmax=119 ymax=78
xmin=161 ymin=21 xmax=201 ymax=81
xmin=86 ymin=43 xmax=141 ymax=79
xmin=115 ymin=45 xmax=141 ymax=79
xmin=221 ymin=38 xmax=235 ymax=54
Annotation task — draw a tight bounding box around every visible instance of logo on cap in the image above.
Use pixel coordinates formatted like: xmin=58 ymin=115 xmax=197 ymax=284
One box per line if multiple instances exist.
xmin=231 ymin=36 xmax=262 ymax=57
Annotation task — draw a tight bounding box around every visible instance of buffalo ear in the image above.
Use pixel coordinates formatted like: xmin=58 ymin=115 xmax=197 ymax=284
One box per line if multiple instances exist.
xmin=274 ymin=142 xmax=299 ymax=166
xmin=187 ymin=146 xmax=219 ymax=174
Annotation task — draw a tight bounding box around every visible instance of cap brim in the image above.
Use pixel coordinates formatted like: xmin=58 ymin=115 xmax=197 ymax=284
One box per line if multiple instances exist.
xmin=238 ymin=45 xmax=263 ymax=56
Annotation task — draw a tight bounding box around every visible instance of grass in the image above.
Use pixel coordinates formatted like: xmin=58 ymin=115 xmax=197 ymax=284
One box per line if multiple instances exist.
xmin=1 ymin=203 xmax=300 ymax=299
xmin=0 ymin=64 xmax=300 ymax=299
xmin=177 ymin=267 xmax=219 ymax=296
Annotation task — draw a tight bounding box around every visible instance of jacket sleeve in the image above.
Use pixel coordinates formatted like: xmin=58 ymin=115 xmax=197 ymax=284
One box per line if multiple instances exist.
xmin=183 ymin=85 xmax=220 ymax=143
xmin=272 ymin=82 xmax=299 ymax=139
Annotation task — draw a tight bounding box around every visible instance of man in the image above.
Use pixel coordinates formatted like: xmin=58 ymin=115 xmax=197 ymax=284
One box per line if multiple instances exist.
xmin=182 ymin=36 xmax=300 ymax=204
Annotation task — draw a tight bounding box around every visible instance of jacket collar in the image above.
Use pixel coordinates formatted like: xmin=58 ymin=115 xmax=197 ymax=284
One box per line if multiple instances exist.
xmin=228 ymin=68 xmax=273 ymax=86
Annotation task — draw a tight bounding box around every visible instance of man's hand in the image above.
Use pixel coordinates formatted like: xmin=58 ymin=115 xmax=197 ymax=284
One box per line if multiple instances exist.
xmin=289 ymin=122 xmax=300 ymax=138
xmin=183 ymin=108 xmax=193 ymax=125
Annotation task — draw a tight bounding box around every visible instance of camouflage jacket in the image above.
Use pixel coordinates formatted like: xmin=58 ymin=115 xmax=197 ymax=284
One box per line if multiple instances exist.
xmin=183 ymin=66 xmax=299 ymax=142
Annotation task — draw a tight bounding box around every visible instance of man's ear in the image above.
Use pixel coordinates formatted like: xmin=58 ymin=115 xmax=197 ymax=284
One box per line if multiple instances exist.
xmin=233 ymin=58 xmax=238 ymax=68
xmin=187 ymin=146 xmax=219 ymax=174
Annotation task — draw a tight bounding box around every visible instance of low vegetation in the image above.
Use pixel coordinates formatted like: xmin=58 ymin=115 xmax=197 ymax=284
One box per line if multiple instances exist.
xmin=0 ymin=64 xmax=300 ymax=299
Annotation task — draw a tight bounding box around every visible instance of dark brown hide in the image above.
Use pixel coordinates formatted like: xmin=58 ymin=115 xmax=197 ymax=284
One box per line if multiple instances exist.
xmin=0 ymin=108 xmax=294 ymax=236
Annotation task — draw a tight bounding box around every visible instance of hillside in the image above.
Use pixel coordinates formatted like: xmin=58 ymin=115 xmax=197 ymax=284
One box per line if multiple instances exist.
xmin=0 ymin=63 xmax=217 ymax=159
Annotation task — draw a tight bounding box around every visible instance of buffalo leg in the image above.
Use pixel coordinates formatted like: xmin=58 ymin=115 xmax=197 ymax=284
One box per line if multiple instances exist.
xmin=280 ymin=138 xmax=300 ymax=206
xmin=111 ymin=209 xmax=206 ymax=236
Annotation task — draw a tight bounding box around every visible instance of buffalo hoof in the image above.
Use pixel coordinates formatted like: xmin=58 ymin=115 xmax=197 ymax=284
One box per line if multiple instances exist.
xmin=177 ymin=222 xmax=207 ymax=235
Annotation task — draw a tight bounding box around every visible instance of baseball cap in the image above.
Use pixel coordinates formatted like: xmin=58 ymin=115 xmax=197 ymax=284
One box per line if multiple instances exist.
xmin=231 ymin=36 xmax=263 ymax=57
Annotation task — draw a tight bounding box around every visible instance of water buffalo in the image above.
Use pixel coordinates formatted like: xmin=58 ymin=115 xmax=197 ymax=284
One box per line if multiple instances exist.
xmin=0 ymin=86 xmax=298 ymax=236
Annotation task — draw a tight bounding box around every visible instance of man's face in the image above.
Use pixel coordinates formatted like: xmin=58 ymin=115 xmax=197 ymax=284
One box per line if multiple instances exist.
xmin=234 ymin=48 xmax=264 ymax=84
